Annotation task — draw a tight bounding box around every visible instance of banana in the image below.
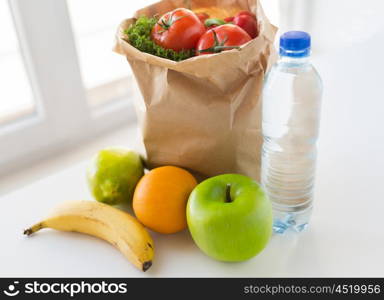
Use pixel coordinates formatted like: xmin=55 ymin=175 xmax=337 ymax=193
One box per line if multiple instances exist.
xmin=24 ymin=200 xmax=154 ymax=272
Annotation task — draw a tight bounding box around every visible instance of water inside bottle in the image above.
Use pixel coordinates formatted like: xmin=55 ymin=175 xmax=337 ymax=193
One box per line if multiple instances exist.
xmin=261 ymin=55 xmax=322 ymax=233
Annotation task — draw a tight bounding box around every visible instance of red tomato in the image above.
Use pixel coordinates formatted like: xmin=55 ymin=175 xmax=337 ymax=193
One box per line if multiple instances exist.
xmin=236 ymin=10 xmax=256 ymax=19
xmin=196 ymin=24 xmax=251 ymax=55
xmin=196 ymin=12 xmax=209 ymax=23
xmin=151 ymin=8 xmax=205 ymax=51
xmin=224 ymin=16 xmax=234 ymax=23
xmin=233 ymin=14 xmax=258 ymax=38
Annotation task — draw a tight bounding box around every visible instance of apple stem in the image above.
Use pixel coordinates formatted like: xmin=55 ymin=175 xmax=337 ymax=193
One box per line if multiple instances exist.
xmin=225 ymin=184 xmax=233 ymax=203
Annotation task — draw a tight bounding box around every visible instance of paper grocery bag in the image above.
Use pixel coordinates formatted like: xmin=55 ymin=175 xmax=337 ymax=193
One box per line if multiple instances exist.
xmin=114 ymin=0 xmax=277 ymax=181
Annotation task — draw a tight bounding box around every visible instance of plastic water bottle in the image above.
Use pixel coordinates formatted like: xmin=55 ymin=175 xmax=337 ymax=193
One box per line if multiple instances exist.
xmin=261 ymin=31 xmax=322 ymax=234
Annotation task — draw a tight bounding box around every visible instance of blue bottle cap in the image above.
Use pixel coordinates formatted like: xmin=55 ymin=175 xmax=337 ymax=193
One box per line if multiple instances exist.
xmin=279 ymin=31 xmax=311 ymax=57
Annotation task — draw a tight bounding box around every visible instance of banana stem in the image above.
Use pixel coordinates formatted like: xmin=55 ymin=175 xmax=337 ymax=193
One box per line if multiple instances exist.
xmin=142 ymin=261 xmax=152 ymax=272
xmin=23 ymin=222 xmax=44 ymax=236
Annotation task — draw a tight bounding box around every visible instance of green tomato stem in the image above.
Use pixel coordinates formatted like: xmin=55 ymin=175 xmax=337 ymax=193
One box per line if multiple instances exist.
xmin=204 ymin=18 xmax=226 ymax=27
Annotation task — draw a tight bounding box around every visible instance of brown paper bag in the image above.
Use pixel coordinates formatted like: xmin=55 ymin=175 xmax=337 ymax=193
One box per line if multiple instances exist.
xmin=114 ymin=0 xmax=277 ymax=181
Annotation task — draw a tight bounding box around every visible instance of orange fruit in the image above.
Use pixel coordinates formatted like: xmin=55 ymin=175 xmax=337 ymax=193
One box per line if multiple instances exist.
xmin=133 ymin=166 xmax=197 ymax=234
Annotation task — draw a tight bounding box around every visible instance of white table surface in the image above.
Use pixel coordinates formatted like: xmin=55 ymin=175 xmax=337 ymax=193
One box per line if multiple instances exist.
xmin=1 ymin=28 xmax=384 ymax=278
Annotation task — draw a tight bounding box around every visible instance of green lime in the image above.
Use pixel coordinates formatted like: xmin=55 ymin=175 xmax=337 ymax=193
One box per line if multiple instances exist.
xmin=87 ymin=148 xmax=144 ymax=205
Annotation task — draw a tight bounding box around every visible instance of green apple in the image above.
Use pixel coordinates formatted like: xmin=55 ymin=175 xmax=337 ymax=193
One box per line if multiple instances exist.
xmin=87 ymin=148 xmax=144 ymax=205
xmin=187 ymin=174 xmax=272 ymax=261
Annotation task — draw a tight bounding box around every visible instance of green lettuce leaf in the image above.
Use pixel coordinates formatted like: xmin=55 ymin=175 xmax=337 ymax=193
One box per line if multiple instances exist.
xmin=124 ymin=16 xmax=195 ymax=61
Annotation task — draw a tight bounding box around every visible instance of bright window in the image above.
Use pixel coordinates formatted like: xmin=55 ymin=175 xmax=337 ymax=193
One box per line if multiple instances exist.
xmin=0 ymin=0 xmax=34 ymax=124
xmin=0 ymin=0 xmax=143 ymax=173
xmin=67 ymin=0 xmax=156 ymax=106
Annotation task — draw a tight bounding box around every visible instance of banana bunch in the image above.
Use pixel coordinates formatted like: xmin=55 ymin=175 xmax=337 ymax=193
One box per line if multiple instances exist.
xmin=24 ymin=200 xmax=154 ymax=272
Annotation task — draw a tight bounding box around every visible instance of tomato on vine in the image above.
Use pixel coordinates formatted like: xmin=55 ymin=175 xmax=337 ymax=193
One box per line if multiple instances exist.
xmin=151 ymin=8 xmax=205 ymax=51
xmin=196 ymin=24 xmax=251 ymax=55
